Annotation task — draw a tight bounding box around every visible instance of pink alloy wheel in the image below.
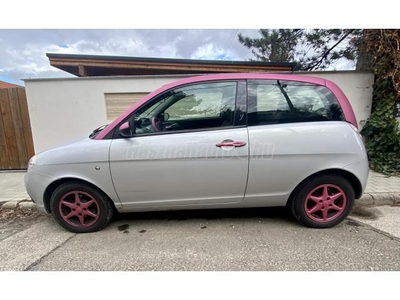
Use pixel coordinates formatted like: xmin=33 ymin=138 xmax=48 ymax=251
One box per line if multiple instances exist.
xmin=304 ymin=184 xmax=347 ymax=223
xmin=58 ymin=191 xmax=100 ymax=228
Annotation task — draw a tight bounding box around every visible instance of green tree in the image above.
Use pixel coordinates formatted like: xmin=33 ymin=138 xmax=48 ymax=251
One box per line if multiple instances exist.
xmin=298 ymin=29 xmax=363 ymax=70
xmin=240 ymin=28 xmax=400 ymax=174
xmin=238 ymin=29 xmax=303 ymax=63
xmin=239 ymin=29 xmax=365 ymax=71
xmin=360 ymin=29 xmax=400 ymax=175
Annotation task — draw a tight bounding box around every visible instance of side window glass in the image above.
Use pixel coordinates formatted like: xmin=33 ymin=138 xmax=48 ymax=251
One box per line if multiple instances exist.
xmin=132 ymin=81 xmax=237 ymax=134
xmin=248 ymin=80 xmax=344 ymax=126
xmin=165 ymin=83 xmax=235 ymax=120
xmin=256 ymin=84 xmax=290 ymax=112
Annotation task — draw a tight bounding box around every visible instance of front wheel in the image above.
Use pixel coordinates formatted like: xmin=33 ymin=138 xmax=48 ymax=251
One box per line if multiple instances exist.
xmin=290 ymin=174 xmax=355 ymax=228
xmin=50 ymin=182 xmax=114 ymax=233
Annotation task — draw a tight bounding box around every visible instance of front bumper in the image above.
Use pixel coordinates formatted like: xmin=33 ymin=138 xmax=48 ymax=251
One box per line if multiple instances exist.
xmin=24 ymin=170 xmax=55 ymax=213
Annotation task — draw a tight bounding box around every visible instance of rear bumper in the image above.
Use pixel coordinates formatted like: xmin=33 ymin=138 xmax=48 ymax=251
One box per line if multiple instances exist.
xmin=343 ymin=155 xmax=369 ymax=198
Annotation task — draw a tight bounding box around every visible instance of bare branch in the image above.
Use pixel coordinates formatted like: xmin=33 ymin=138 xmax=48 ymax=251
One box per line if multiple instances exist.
xmin=305 ymin=30 xmax=355 ymax=71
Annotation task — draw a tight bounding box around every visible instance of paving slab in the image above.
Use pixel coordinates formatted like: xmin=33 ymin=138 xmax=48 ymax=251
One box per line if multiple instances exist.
xmin=365 ymin=170 xmax=400 ymax=194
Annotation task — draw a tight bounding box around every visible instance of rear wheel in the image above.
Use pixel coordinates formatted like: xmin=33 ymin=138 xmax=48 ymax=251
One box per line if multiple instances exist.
xmin=50 ymin=182 xmax=114 ymax=233
xmin=290 ymin=174 xmax=355 ymax=228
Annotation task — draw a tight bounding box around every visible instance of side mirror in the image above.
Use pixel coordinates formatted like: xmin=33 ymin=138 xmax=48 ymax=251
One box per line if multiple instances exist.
xmin=119 ymin=122 xmax=132 ymax=138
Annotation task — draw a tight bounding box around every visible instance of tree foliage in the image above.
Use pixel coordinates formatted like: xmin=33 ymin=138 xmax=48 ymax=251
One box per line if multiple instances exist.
xmin=238 ymin=29 xmax=303 ymax=63
xmin=238 ymin=29 xmax=364 ymax=71
xmin=360 ymin=29 xmax=400 ymax=175
xmin=239 ymin=29 xmax=400 ymax=174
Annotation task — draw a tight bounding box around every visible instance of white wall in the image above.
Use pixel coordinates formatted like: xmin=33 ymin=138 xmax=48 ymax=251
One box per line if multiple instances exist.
xmin=25 ymin=75 xmax=188 ymax=153
xmin=25 ymin=72 xmax=374 ymax=154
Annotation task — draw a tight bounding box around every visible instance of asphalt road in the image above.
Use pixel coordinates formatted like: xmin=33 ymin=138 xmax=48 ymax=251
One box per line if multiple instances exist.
xmin=1 ymin=207 xmax=399 ymax=271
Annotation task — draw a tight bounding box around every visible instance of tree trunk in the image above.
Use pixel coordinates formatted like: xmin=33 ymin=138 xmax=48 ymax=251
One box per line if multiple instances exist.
xmin=356 ymin=30 xmax=373 ymax=71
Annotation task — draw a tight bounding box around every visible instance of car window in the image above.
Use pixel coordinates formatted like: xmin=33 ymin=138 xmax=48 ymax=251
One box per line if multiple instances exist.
xmin=248 ymin=80 xmax=344 ymax=126
xmin=166 ymin=85 xmax=231 ymax=120
xmin=132 ymin=81 xmax=237 ymax=135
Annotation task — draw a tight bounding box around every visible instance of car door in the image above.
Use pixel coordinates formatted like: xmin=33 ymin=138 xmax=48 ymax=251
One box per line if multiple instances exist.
xmin=244 ymin=79 xmax=350 ymax=206
xmin=109 ymin=81 xmax=249 ymax=210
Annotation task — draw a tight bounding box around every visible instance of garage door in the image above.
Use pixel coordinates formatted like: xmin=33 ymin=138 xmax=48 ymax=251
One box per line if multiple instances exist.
xmin=105 ymin=93 xmax=148 ymax=121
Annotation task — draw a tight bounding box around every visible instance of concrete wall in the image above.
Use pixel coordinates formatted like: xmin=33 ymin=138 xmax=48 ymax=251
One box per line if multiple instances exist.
xmin=25 ymin=75 xmax=188 ymax=153
xmin=25 ymin=72 xmax=374 ymax=154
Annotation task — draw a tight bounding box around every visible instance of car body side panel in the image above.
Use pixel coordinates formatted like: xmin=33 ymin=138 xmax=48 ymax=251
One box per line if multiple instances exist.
xmin=109 ymin=128 xmax=249 ymax=210
xmin=343 ymin=155 xmax=370 ymax=194
xmin=24 ymin=170 xmax=55 ymax=213
xmin=244 ymin=121 xmax=368 ymax=207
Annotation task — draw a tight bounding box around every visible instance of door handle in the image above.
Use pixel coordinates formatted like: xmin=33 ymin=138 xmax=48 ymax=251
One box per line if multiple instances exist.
xmin=216 ymin=141 xmax=247 ymax=148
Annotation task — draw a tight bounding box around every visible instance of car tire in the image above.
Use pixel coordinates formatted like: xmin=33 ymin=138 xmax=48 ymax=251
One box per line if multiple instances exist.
xmin=50 ymin=182 xmax=114 ymax=233
xmin=290 ymin=174 xmax=355 ymax=228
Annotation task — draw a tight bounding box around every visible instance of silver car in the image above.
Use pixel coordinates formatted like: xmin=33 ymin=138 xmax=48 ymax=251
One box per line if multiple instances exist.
xmin=25 ymin=73 xmax=369 ymax=233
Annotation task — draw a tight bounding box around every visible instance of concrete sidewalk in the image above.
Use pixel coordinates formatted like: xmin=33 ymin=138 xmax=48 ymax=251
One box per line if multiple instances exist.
xmin=0 ymin=172 xmax=29 ymax=202
xmin=361 ymin=170 xmax=400 ymax=206
xmin=0 ymin=170 xmax=399 ymax=208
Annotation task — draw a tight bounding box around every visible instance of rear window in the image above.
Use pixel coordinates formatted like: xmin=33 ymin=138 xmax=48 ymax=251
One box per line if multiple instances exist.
xmin=248 ymin=80 xmax=344 ymax=126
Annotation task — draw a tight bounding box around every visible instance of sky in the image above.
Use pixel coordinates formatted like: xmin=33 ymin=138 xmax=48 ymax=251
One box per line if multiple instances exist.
xmin=1 ymin=0 xmax=397 ymax=86
xmin=0 ymin=29 xmax=355 ymax=86
xmin=0 ymin=29 xmax=262 ymax=85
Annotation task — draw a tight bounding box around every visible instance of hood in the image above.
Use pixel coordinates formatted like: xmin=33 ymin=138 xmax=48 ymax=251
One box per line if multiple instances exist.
xmin=36 ymin=138 xmax=111 ymax=166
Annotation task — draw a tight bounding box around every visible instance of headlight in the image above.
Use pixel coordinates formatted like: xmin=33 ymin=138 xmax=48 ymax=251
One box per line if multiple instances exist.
xmin=27 ymin=155 xmax=37 ymax=172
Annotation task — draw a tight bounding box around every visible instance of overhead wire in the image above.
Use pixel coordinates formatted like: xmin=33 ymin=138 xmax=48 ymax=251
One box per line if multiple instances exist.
xmin=221 ymin=29 xmax=239 ymax=60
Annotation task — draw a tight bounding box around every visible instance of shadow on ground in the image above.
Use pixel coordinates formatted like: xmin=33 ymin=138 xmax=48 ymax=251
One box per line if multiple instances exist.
xmin=112 ymin=206 xmax=295 ymax=224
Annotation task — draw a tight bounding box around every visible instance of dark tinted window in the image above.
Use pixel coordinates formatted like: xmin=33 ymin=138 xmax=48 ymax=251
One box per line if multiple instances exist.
xmin=247 ymin=80 xmax=344 ymax=126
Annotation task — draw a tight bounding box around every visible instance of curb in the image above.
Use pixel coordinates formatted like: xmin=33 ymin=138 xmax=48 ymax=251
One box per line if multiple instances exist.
xmin=0 ymin=199 xmax=35 ymax=212
xmin=356 ymin=192 xmax=400 ymax=207
xmin=1 ymin=192 xmax=400 ymax=213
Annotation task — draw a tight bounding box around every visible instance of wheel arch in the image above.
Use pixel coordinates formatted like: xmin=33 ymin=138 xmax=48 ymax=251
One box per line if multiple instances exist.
xmin=43 ymin=177 xmax=117 ymax=214
xmin=287 ymin=168 xmax=363 ymax=205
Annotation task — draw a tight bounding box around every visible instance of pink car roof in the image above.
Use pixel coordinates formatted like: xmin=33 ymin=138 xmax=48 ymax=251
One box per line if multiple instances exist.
xmin=95 ymin=73 xmax=357 ymax=139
